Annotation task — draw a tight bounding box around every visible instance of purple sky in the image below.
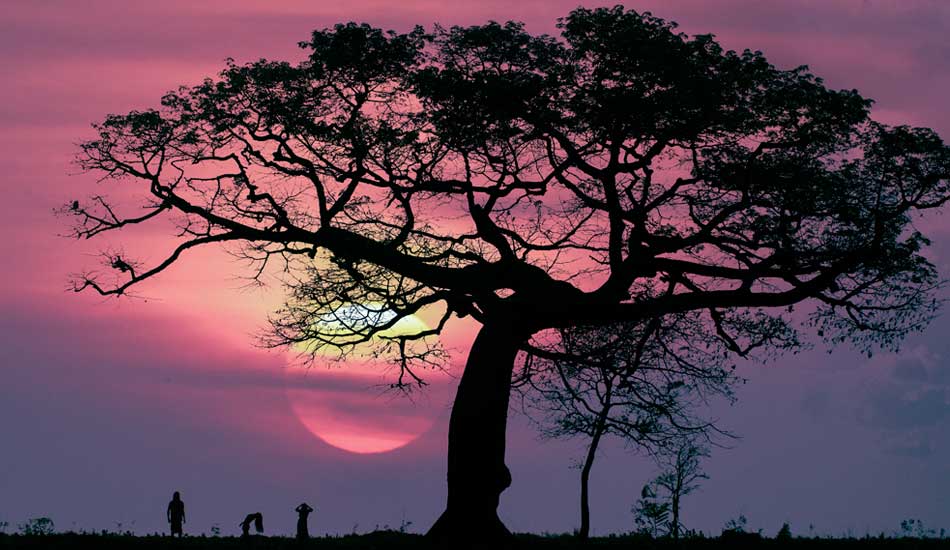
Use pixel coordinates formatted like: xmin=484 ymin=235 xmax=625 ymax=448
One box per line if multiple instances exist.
xmin=2 ymin=0 xmax=950 ymax=538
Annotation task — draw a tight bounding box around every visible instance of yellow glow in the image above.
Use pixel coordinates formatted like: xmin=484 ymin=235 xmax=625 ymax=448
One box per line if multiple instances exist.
xmin=378 ymin=313 xmax=429 ymax=338
xmin=285 ymin=303 xmax=437 ymax=454
xmin=291 ymin=304 xmax=431 ymax=357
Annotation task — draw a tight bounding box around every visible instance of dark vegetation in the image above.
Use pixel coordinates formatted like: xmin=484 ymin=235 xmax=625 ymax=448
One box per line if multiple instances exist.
xmin=3 ymin=532 xmax=950 ymax=550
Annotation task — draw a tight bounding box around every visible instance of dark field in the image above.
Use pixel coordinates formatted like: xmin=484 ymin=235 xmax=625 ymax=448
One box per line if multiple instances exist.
xmin=2 ymin=533 xmax=950 ymax=550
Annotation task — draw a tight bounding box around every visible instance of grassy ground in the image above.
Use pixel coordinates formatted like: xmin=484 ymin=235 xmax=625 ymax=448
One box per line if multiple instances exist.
xmin=2 ymin=532 xmax=949 ymax=550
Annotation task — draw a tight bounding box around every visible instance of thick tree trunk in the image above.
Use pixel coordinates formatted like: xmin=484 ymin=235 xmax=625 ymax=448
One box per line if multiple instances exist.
xmin=578 ymin=409 xmax=608 ymax=540
xmin=426 ymin=321 xmax=526 ymax=544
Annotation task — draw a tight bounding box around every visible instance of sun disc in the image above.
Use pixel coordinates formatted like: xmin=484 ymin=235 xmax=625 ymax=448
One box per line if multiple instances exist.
xmin=284 ymin=304 xmax=446 ymax=454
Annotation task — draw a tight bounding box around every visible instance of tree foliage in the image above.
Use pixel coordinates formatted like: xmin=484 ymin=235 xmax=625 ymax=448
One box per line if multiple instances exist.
xmin=522 ymin=315 xmax=742 ymax=448
xmin=67 ymin=9 xmax=949 ymax=365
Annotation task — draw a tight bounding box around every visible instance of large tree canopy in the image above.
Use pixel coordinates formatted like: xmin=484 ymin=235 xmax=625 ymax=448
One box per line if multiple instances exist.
xmin=66 ymin=6 xmax=950 ymax=542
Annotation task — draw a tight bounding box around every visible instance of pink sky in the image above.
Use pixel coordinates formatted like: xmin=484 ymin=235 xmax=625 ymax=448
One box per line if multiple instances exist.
xmin=2 ymin=0 xmax=950 ymax=537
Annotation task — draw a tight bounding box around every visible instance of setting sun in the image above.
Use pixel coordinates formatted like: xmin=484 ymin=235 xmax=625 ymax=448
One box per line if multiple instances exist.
xmin=285 ymin=306 xmax=451 ymax=454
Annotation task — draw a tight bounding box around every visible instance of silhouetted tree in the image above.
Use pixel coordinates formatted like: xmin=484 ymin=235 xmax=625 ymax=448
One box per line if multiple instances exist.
xmin=629 ymin=437 xmax=708 ymax=539
xmin=653 ymin=437 xmax=709 ymax=539
xmin=521 ymin=316 xmax=737 ymax=539
xmin=64 ymin=5 xmax=950 ymax=542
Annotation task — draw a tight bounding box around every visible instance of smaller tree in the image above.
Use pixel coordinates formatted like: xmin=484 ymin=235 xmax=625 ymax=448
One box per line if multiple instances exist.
xmin=653 ymin=437 xmax=709 ymax=539
xmin=521 ymin=311 xmax=746 ymax=539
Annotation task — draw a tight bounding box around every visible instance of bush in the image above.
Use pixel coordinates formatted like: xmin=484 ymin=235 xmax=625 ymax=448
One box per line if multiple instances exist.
xmin=18 ymin=517 xmax=55 ymax=535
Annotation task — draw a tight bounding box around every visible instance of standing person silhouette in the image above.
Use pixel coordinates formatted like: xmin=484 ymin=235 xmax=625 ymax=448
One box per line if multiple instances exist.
xmin=295 ymin=503 xmax=314 ymax=539
xmin=167 ymin=491 xmax=186 ymax=537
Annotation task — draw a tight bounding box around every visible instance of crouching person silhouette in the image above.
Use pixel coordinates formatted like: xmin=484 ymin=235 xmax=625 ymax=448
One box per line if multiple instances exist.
xmin=167 ymin=491 xmax=186 ymax=537
xmin=295 ymin=502 xmax=314 ymax=539
xmin=240 ymin=512 xmax=263 ymax=538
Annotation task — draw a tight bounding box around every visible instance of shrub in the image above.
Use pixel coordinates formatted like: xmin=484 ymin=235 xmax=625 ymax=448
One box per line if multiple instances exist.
xmin=18 ymin=517 xmax=55 ymax=536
